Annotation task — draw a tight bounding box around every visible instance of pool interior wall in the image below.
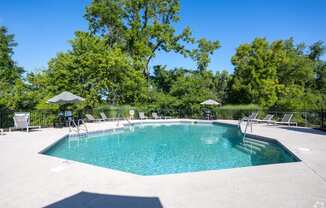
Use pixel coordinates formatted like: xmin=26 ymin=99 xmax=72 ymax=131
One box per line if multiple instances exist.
xmin=43 ymin=121 xmax=299 ymax=176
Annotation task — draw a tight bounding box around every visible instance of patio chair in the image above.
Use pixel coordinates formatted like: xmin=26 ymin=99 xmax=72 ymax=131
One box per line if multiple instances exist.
xmin=274 ymin=113 xmax=297 ymax=126
xmin=139 ymin=112 xmax=148 ymax=120
xmin=255 ymin=114 xmax=274 ymax=124
xmin=9 ymin=112 xmax=41 ymax=132
xmin=242 ymin=112 xmax=258 ymax=121
xmin=85 ymin=114 xmax=103 ymax=122
xmin=152 ymin=112 xmax=162 ymax=119
xmin=203 ymin=110 xmax=214 ymax=120
xmin=100 ymin=112 xmax=114 ymax=121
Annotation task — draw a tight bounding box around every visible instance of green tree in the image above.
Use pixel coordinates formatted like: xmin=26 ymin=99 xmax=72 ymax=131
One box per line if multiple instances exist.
xmin=277 ymin=38 xmax=315 ymax=87
xmin=0 ymin=26 xmax=29 ymax=110
xmin=228 ymin=38 xmax=280 ymax=107
xmin=85 ymin=0 xmax=194 ymax=77
xmin=169 ymin=71 xmax=216 ymax=115
xmin=152 ymin=65 xmax=188 ymax=93
xmin=214 ymin=70 xmax=230 ymax=102
xmin=41 ymin=32 xmax=148 ymax=108
xmin=308 ymin=41 xmax=326 ymax=94
xmin=191 ymin=38 xmax=220 ymax=71
xmin=275 ymin=39 xmax=319 ymax=110
xmin=228 ymin=37 xmax=324 ymax=110
xmin=308 ymin=41 xmax=325 ymax=61
xmin=308 ymin=41 xmax=326 ymax=110
xmin=0 ymin=26 xmax=24 ymax=84
xmin=316 ymin=63 xmax=326 ymax=94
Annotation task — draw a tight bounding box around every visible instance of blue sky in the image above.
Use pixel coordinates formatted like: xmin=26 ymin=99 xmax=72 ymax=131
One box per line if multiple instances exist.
xmin=1 ymin=0 xmax=326 ymax=73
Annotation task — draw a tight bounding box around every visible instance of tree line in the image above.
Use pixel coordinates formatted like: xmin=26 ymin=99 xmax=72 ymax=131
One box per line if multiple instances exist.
xmin=0 ymin=0 xmax=325 ymax=115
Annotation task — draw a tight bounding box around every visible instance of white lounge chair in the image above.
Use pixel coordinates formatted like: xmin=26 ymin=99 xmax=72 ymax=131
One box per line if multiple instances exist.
xmin=255 ymin=114 xmax=274 ymax=124
xmin=100 ymin=112 xmax=114 ymax=121
xmin=9 ymin=112 xmax=41 ymax=132
xmin=274 ymin=113 xmax=297 ymax=126
xmin=242 ymin=112 xmax=258 ymax=121
xmin=139 ymin=112 xmax=148 ymax=120
xmin=85 ymin=114 xmax=103 ymax=122
xmin=152 ymin=112 xmax=162 ymax=119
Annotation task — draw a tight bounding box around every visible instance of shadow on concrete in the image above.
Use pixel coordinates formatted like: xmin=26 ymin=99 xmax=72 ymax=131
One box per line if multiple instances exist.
xmin=279 ymin=126 xmax=326 ymax=136
xmin=43 ymin=191 xmax=163 ymax=208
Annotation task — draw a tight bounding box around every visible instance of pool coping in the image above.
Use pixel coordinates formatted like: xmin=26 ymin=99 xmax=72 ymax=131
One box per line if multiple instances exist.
xmin=40 ymin=119 xmax=302 ymax=176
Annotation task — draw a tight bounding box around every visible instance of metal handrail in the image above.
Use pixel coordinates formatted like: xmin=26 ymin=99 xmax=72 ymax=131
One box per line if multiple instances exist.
xmin=242 ymin=120 xmax=250 ymax=140
xmin=239 ymin=118 xmax=254 ymax=154
xmin=125 ymin=117 xmax=132 ymax=125
xmin=78 ymin=119 xmax=88 ymax=134
xmin=239 ymin=118 xmax=253 ymax=141
xmin=68 ymin=119 xmax=79 ymax=133
xmin=68 ymin=119 xmax=88 ymax=137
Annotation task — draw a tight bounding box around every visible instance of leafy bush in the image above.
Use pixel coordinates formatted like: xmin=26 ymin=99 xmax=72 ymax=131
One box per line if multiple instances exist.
xmin=219 ymin=104 xmax=260 ymax=110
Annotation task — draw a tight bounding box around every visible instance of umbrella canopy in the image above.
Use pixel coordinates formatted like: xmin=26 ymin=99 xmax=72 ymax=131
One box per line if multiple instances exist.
xmin=47 ymin=91 xmax=85 ymax=104
xmin=200 ymin=99 xmax=220 ymax=106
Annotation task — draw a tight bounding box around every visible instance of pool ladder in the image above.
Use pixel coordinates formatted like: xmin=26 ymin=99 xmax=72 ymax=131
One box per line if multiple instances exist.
xmin=69 ymin=119 xmax=88 ymax=137
xmin=116 ymin=117 xmax=132 ymax=128
xmin=238 ymin=118 xmax=254 ymax=154
xmin=125 ymin=117 xmax=132 ymax=126
xmin=239 ymin=118 xmax=253 ymax=141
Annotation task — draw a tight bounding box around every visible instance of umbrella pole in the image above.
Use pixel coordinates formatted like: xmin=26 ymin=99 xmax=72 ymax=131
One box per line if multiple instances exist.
xmin=60 ymin=104 xmax=70 ymax=127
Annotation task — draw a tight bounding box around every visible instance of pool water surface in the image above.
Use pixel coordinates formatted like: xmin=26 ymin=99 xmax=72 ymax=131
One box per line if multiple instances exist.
xmin=44 ymin=122 xmax=299 ymax=175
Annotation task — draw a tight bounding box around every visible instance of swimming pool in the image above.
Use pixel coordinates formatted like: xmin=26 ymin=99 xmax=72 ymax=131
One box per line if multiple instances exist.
xmin=44 ymin=122 xmax=299 ymax=175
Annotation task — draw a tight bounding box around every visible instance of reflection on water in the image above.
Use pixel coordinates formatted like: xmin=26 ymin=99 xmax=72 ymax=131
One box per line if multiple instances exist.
xmin=200 ymin=136 xmax=220 ymax=145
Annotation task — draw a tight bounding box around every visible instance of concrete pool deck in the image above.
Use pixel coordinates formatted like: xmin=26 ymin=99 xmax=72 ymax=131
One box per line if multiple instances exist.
xmin=0 ymin=119 xmax=325 ymax=208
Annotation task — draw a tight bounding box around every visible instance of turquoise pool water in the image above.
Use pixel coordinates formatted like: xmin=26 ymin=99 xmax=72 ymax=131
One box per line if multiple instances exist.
xmin=44 ymin=122 xmax=298 ymax=175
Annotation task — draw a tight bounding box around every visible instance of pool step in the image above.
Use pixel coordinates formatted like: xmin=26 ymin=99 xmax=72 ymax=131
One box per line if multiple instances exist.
xmin=235 ymin=137 xmax=272 ymax=155
xmin=243 ymin=139 xmax=268 ymax=148
xmin=235 ymin=144 xmax=257 ymax=155
xmin=242 ymin=143 xmax=262 ymax=151
xmin=244 ymin=138 xmax=269 ymax=146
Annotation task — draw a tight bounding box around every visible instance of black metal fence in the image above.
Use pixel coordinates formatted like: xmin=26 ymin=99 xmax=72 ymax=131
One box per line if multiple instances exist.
xmin=1 ymin=107 xmax=325 ymax=130
xmin=322 ymin=111 xmax=326 ymax=129
xmin=0 ymin=109 xmax=56 ymax=129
